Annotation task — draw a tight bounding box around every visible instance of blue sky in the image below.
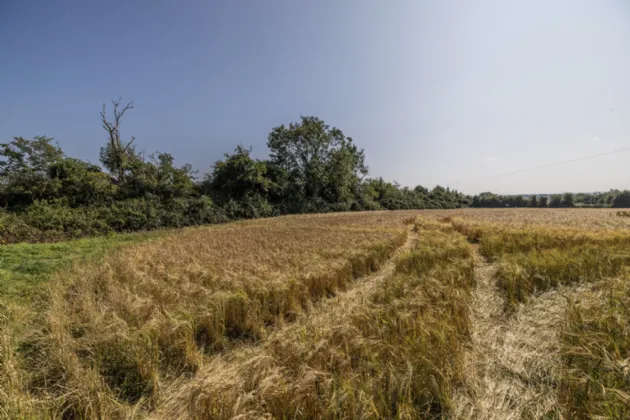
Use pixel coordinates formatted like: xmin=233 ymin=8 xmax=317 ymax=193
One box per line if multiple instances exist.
xmin=1 ymin=0 xmax=629 ymax=194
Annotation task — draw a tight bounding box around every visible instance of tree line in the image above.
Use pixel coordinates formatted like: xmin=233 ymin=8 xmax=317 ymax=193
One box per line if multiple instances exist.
xmin=469 ymin=190 xmax=630 ymax=208
xmin=0 ymin=100 xmax=468 ymax=243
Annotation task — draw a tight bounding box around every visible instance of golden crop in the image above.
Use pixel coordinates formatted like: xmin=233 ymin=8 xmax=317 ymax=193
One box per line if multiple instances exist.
xmin=2 ymin=208 xmax=629 ymax=419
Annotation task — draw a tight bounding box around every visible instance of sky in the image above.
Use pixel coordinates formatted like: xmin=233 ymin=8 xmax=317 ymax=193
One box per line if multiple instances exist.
xmin=1 ymin=0 xmax=630 ymax=195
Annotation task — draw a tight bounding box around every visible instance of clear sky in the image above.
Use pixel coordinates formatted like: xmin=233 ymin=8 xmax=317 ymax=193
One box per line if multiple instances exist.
xmin=2 ymin=0 xmax=629 ymax=194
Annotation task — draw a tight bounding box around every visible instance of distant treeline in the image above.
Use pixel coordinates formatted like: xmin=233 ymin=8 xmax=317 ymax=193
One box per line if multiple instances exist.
xmin=469 ymin=190 xmax=630 ymax=208
xmin=0 ymin=100 xmax=468 ymax=243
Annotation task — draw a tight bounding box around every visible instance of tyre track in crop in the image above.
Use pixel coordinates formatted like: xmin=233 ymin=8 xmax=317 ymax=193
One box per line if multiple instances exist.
xmin=275 ymin=222 xmax=418 ymax=336
xmin=453 ymin=246 xmax=585 ymax=420
xmin=154 ymin=224 xmax=418 ymax=418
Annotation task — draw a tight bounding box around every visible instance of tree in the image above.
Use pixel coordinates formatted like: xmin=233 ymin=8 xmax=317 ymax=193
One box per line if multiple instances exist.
xmin=414 ymin=185 xmax=429 ymax=195
xmin=367 ymin=178 xmax=408 ymax=210
xmin=49 ymin=157 xmax=116 ymax=206
xmin=430 ymin=185 xmax=461 ymax=209
xmin=267 ymin=117 xmax=367 ymax=205
xmin=471 ymin=192 xmax=502 ymax=207
xmin=100 ymin=99 xmax=138 ymax=183
xmin=205 ymin=145 xmax=275 ymax=203
xmin=561 ymin=192 xmax=575 ymax=208
xmin=529 ymin=195 xmax=538 ymax=207
xmin=549 ymin=194 xmax=563 ymax=207
xmin=151 ymin=153 xmax=195 ymax=199
xmin=612 ymin=190 xmax=630 ymax=208
xmin=203 ymin=146 xmax=276 ymax=218
xmin=119 ymin=152 xmax=196 ymax=200
xmin=539 ymin=196 xmax=549 ymax=207
xmin=0 ymin=136 xmax=64 ymax=207
xmin=322 ymin=139 xmax=367 ymax=205
xmin=511 ymin=195 xmax=526 ymax=207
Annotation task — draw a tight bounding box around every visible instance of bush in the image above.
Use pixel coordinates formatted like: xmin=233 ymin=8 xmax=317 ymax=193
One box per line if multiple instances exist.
xmin=221 ymin=194 xmax=275 ymax=220
xmin=22 ymin=200 xmax=111 ymax=237
xmin=0 ymin=210 xmax=43 ymax=243
xmin=185 ymin=196 xmax=227 ymax=225
xmin=103 ymin=198 xmax=159 ymax=231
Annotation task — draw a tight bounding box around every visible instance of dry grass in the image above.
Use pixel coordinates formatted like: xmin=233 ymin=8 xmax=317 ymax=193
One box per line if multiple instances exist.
xmin=156 ymin=218 xmax=474 ymax=419
xmin=5 ymin=208 xmax=630 ymax=419
xmin=1 ymin=211 xmax=419 ymax=418
xmin=560 ymin=278 xmax=630 ymax=419
xmin=444 ymin=209 xmax=630 ymax=419
xmin=449 ymin=216 xmax=630 ymax=311
xmin=453 ymin=249 xmax=589 ymax=419
xmin=425 ymin=207 xmax=630 ymax=230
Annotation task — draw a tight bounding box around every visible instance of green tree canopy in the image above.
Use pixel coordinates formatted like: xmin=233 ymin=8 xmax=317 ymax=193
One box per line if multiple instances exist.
xmin=0 ymin=136 xmax=64 ymax=207
xmin=561 ymin=192 xmax=575 ymax=208
xmin=539 ymin=196 xmax=549 ymax=207
xmin=267 ymin=116 xmax=367 ymax=203
xmin=549 ymin=194 xmax=563 ymax=207
xmin=207 ymin=145 xmax=274 ymax=202
xmin=49 ymin=157 xmax=116 ymax=206
xmin=612 ymin=190 xmax=630 ymax=208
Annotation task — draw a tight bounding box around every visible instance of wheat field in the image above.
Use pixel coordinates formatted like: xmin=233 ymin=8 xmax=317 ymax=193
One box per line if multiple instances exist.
xmin=1 ymin=209 xmax=629 ymax=419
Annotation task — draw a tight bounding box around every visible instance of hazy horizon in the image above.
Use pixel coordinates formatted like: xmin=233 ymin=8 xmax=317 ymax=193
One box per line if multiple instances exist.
xmin=2 ymin=0 xmax=630 ymax=195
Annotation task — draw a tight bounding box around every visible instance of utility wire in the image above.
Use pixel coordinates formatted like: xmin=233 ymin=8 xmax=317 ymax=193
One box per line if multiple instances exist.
xmin=449 ymin=146 xmax=630 ymax=187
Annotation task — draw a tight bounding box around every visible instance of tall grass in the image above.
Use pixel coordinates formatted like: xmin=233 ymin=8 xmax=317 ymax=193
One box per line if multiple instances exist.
xmin=448 ymin=211 xmax=630 ymax=418
xmin=440 ymin=208 xmax=630 ymax=230
xmin=8 ymin=209 xmax=630 ymax=418
xmin=450 ymin=218 xmax=630 ymax=310
xmin=158 ymin=218 xmax=475 ymax=419
xmin=496 ymin=245 xmax=630 ymax=310
xmin=1 ymin=212 xmax=418 ymax=418
xmin=560 ymin=277 xmax=630 ymax=419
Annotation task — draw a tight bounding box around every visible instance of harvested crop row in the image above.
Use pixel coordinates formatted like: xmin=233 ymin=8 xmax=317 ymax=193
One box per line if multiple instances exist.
xmin=2 ymin=212 xmax=418 ymax=419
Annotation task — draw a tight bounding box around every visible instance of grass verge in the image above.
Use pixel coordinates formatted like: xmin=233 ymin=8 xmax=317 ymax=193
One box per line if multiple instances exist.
xmin=0 ymin=230 xmax=165 ymax=303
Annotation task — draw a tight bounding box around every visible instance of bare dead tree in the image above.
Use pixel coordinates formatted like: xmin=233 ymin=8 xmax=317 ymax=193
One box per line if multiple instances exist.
xmin=100 ymin=98 xmax=137 ymax=182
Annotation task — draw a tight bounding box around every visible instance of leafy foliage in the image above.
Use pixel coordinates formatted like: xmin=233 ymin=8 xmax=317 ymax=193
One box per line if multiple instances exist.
xmin=268 ymin=116 xmax=367 ymax=207
xmin=0 ymin=136 xmax=64 ymax=208
xmin=611 ymin=190 xmax=630 ymax=208
xmin=1 ymin=104 xmax=469 ymax=243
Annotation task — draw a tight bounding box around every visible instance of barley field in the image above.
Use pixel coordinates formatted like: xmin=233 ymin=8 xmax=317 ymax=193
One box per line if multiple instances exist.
xmin=1 ymin=209 xmax=629 ymax=419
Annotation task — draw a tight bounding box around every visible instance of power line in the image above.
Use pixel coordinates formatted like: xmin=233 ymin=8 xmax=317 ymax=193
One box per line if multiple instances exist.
xmin=449 ymin=146 xmax=630 ymax=187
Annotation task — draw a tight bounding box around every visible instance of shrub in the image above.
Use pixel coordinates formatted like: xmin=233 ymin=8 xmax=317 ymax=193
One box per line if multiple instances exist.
xmin=0 ymin=210 xmax=43 ymax=243
xmin=22 ymin=200 xmax=111 ymax=238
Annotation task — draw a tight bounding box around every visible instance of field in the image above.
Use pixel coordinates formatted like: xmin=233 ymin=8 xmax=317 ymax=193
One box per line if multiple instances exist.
xmin=1 ymin=209 xmax=630 ymax=419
